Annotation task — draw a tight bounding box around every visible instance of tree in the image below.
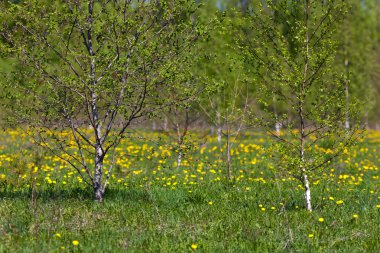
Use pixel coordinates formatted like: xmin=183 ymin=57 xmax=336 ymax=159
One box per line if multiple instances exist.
xmin=0 ymin=0 xmax=202 ymax=201
xmin=195 ymin=6 xmax=255 ymax=179
xmin=162 ymin=102 xmax=202 ymax=169
xmin=241 ymin=0 xmax=362 ymax=211
xmin=336 ymin=0 xmax=378 ymax=129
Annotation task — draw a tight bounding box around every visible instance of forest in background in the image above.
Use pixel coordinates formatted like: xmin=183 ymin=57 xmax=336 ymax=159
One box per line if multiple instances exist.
xmin=1 ymin=0 xmax=380 ymax=131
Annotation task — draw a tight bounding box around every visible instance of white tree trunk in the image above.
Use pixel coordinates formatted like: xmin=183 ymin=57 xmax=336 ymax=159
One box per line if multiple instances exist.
xmin=275 ymin=122 xmax=282 ymax=136
xmin=303 ymin=171 xmax=312 ymax=211
xmin=345 ymin=80 xmax=350 ymax=130
xmin=226 ymin=128 xmax=231 ymax=180
xmin=177 ymin=149 xmax=182 ymax=169
xmin=164 ymin=116 xmax=168 ymax=131
xmin=217 ymin=111 xmax=222 ymax=144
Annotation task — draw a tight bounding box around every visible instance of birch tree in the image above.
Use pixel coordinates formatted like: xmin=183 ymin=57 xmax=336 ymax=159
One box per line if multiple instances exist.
xmin=336 ymin=0 xmax=378 ymax=129
xmin=0 ymin=0 xmax=202 ymax=201
xmin=241 ymin=0 xmax=362 ymax=211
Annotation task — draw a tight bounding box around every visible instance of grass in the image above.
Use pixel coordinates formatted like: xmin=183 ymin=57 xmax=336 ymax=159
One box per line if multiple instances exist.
xmin=0 ymin=130 xmax=380 ymax=252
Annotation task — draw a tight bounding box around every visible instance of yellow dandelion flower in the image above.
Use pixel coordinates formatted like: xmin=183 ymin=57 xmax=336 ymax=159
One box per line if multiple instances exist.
xmin=72 ymin=240 xmax=79 ymax=246
xmin=308 ymin=234 xmax=314 ymax=238
xmin=318 ymin=218 xmax=324 ymax=222
xmin=191 ymin=244 xmax=198 ymax=250
xmin=208 ymin=201 xmax=213 ymax=205
xmin=352 ymin=214 xmax=359 ymax=219
xmin=336 ymin=200 xmax=344 ymax=205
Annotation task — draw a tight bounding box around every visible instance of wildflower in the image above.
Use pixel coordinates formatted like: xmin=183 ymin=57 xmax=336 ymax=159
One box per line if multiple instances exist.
xmin=0 ymin=174 xmax=6 ymax=180
xmin=336 ymin=200 xmax=344 ymax=205
xmin=54 ymin=233 xmax=61 ymax=238
xmin=318 ymin=218 xmax=324 ymax=222
xmin=261 ymin=207 xmax=266 ymax=211
xmin=352 ymin=214 xmax=359 ymax=219
xmin=376 ymin=204 xmax=380 ymax=209
xmin=72 ymin=240 xmax=79 ymax=246
xmin=208 ymin=201 xmax=213 ymax=205
xmin=308 ymin=234 xmax=314 ymax=238
xmin=191 ymin=244 xmax=198 ymax=250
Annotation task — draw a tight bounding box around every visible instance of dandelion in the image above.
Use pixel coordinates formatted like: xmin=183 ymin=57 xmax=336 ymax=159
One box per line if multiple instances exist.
xmin=352 ymin=214 xmax=359 ymax=219
xmin=318 ymin=218 xmax=324 ymax=222
xmin=308 ymin=234 xmax=314 ymax=238
xmin=261 ymin=207 xmax=266 ymax=211
xmin=208 ymin=201 xmax=213 ymax=205
xmin=54 ymin=233 xmax=61 ymax=238
xmin=336 ymin=200 xmax=344 ymax=205
xmin=72 ymin=240 xmax=79 ymax=246
xmin=376 ymin=204 xmax=380 ymax=209
xmin=191 ymin=244 xmax=198 ymax=250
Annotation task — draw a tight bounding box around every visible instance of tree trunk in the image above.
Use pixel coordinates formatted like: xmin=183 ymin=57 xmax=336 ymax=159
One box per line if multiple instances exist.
xmin=300 ymin=0 xmax=312 ymax=212
xmin=176 ymin=122 xmax=182 ymax=169
xmin=177 ymin=149 xmax=182 ymax=169
xmin=273 ymin=95 xmax=281 ymax=136
xmin=344 ymin=16 xmax=350 ymax=130
xmin=275 ymin=122 xmax=282 ymax=136
xmin=303 ymin=171 xmax=312 ymax=211
xmin=345 ymin=81 xmax=349 ymax=130
xmin=217 ymin=111 xmax=222 ymax=145
xmin=163 ymin=116 xmax=168 ymax=131
xmin=226 ymin=128 xmax=231 ymax=180
xmin=94 ymin=144 xmax=104 ymax=201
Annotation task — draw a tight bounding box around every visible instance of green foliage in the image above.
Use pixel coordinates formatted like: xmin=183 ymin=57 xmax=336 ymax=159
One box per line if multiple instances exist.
xmin=239 ymin=0 xmax=364 ymax=210
xmin=0 ymin=0 xmax=205 ymax=198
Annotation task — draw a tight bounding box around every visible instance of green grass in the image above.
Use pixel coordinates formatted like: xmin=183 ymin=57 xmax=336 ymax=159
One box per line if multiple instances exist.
xmin=0 ymin=130 xmax=380 ymax=252
xmin=1 ymin=180 xmax=380 ymax=252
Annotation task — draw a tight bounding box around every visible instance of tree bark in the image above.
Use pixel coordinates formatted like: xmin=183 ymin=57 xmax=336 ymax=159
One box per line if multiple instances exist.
xmin=344 ymin=16 xmax=350 ymax=130
xmin=226 ymin=127 xmax=231 ymax=180
xmin=217 ymin=111 xmax=222 ymax=145
xmin=301 ymin=0 xmax=312 ymax=211
xmin=176 ymin=123 xmax=183 ymax=169
xmin=94 ymin=151 xmax=104 ymax=201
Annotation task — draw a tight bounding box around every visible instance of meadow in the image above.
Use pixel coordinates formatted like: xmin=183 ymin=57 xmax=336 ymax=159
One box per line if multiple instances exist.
xmin=0 ymin=129 xmax=379 ymax=252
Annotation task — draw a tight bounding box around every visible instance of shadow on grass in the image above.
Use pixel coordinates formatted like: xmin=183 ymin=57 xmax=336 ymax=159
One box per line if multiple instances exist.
xmin=0 ymin=186 xmax=157 ymax=204
xmin=0 ymin=185 xmax=214 ymax=210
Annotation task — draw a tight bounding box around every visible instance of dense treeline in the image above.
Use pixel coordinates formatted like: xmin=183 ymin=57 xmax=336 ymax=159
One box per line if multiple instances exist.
xmin=1 ymin=0 xmax=379 ymax=130
xmin=0 ymin=0 xmax=379 ymax=206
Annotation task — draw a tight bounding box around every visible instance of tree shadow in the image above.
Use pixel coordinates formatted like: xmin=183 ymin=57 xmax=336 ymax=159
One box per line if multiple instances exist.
xmin=0 ymin=186 xmax=155 ymax=204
